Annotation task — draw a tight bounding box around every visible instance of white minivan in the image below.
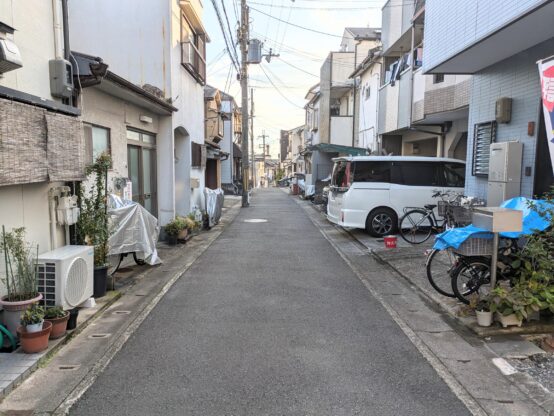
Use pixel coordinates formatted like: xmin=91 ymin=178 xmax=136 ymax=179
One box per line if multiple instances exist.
xmin=327 ymin=156 xmax=465 ymax=237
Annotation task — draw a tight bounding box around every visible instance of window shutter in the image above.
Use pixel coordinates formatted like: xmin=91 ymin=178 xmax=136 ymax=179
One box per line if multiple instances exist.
xmin=191 ymin=142 xmax=201 ymax=167
xmin=472 ymin=121 xmax=496 ymax=177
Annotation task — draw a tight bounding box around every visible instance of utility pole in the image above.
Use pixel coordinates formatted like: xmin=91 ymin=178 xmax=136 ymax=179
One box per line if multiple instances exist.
xmin=239 ymin=0 xmax=249 ymax=207
xmin=258 ymin=130 xmax=269 ymax=187
xmin=250 ymin=88 xmax=256 ymax=189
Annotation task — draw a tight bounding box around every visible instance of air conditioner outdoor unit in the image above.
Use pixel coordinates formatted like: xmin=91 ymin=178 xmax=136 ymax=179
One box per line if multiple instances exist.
xmin=37 ymin=245 xmax=94 ymax=310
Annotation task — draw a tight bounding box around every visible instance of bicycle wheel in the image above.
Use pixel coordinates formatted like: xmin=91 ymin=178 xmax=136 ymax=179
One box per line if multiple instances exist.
xmin=451 ymin=258 xmax=491 ymax=304
xmin=107 ymin=254 xmax=123 ymax=276
xmin=133 ymin=252 xmax=146 ymax=266
xmin=425 ymin=249 xmax=457 ymax=297
xmin=399 ymin=209 xmax=434 ymax=244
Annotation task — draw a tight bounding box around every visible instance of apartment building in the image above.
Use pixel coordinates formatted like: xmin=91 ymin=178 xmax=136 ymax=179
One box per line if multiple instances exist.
xmin=424 ymin=0 xmax=554 ymax=201
xmin=378 ymin=0 xmax=470 ymax=159
xmin=69 ymin=0 xmax=209 ymax=224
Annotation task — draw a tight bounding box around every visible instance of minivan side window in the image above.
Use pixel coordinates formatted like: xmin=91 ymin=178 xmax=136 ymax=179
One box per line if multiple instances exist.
xmin=352 ymin=161 xmax=391 ymax=182
xmin=392 ymin=162 xmax=440 ymax=186
xmin=443 ymin=162 xmax=465 ymax=187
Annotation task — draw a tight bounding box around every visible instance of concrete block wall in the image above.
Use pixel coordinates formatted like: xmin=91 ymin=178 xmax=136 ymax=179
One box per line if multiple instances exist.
xmin=464 ymin=39 xmax=554 ymax=199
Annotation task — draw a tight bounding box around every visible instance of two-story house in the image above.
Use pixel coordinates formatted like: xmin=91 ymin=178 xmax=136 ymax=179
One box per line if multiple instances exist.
xmin=0 ymin=1 xmax=85 ymax=299
xmin=69 ymin=0 xmax=209 ymax=224
xmin=351 ymin=46 xmax=383 ymax=152
xmin=424 ymin=0 xmax=554 ymax=202
xmin=378 ymin=0 xmax=470 ymax=159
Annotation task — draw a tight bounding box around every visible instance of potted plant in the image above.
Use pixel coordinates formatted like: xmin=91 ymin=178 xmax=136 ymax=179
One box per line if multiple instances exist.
xmin=44 ymin=306 xmax=70 ymax=339
xmin=77 ymin=153 xmax=112 ymax=298
xmin=17 ymin=304 xmax=52 ymax=353
xmin=164 ymin=217 xmax=186 ymax=245
xmin=489 ymin=285 xmax=542 ymax=328
xmin=470 ymin=295 xmax=493 ymax=327
xmin=0 ymin=226 xmax=43 ymax=337
xmin=20 ymin=304 xmax=45 ymax=333
xmin=187 ymin=213 xmax=202 ymax=236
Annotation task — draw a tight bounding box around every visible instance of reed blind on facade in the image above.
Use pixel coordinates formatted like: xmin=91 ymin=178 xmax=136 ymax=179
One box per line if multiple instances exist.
xmin=472 ymin=121 xmax=496 ymax=177
xmin=0 ymin=99 xmax=85 ymax=186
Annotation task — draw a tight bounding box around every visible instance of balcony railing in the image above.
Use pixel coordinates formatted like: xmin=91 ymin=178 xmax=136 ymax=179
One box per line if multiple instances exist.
xmin=181 ymin=41 xmax=206 ymax=84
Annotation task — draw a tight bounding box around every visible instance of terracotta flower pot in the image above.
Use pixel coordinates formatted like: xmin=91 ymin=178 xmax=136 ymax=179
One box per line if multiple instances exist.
xmin=0 ymin=293 xmax=43 ymax=337
xmin=178 ymin=228 xmax=189 ymax=240
xmin=17 ymin=320 xmax=52 ymax=354
xmin=45 ymin=312 xmax=70 ymax=339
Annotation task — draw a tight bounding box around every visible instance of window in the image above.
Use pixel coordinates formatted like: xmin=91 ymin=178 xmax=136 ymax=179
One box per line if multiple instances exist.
xmin=181 ymin=13 xmax=206 ymax=83
xmin=472 ymin=121 xmax=496 ymax=176
xmin=84 ymin=124 xmax=110 ymax=163
xmin=433 ymin=74 xmax=445 ymax=84
xmin=352 ymin=161 xmax=390 ymax=183
xmin=364 ymin=84 xmax=371 ymax=100
xmin=443 ymin=163 xmax=466 ymax=187
xmin=331 ymin=161 xmax=351 ymax=188
xmin=392 ymin=162 xmax=440 ymax=186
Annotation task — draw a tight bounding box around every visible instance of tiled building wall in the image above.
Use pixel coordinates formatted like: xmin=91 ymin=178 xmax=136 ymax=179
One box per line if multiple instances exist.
xmin=423 ymin=0 xmax=544 ymax=71
xmin=465 ymin=39 xmax=554 ymax=199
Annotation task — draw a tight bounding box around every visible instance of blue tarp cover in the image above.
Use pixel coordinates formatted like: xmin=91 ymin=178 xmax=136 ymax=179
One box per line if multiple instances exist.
xmin=433 ymin=197 xmax=553 ymax=251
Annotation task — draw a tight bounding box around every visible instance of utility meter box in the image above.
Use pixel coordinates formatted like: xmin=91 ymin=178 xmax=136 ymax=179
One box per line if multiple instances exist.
xmin=472 ymin=207 xmax=522 ymax=233
xmin=495 ymin=97 xmax=512 ymax=124
xmin=488 ymin=141 xmax=523 ymax=182
xmin=49 ymin=58 xmax=74 ymax=98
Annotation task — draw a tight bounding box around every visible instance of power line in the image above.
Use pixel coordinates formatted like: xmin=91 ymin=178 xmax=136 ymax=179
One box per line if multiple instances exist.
xmin=220 ymin=0 xmax=240 ymax=65
xmin=259 ymin=64 xmax=304 ymax=109
xmin=249 ymin=6 xmax=343 ymax=38
xmin=276 ymin=56 xmax=319 ymax=78
xmin=210 ymin=0 xmax=240 ymax=71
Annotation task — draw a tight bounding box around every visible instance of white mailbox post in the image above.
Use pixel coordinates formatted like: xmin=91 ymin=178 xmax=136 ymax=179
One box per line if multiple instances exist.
xmin=472 ymin=207 xmax=523 ymax=288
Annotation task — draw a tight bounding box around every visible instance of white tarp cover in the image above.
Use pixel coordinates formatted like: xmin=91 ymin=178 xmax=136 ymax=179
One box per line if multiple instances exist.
xmin=205 ymin=188 xmax=224 ymax=227
xmin=107 ymin=194 xmax=161 ymax=265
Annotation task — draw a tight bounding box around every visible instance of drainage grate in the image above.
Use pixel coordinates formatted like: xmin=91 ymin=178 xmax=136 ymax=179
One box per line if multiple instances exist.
xmin=112 ymin=310 xmax=131 ymax=315
xmin=89 ymin=333 xmax=111 ymax=339
xmin=243 ymin=219 xmax=268 ymax=223
xmin=58 ymin=365 xmax=80 ymax=371
xmin=135 ymin=293 xmax=146 ymax=297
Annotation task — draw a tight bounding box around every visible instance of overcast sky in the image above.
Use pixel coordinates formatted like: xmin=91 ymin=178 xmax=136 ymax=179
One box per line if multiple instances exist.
xmin=204 ymin=0 xmax=386 ymax=158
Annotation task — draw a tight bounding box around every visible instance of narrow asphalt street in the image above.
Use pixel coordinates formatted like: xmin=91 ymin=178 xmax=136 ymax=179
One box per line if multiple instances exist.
xmin=70 ymin=188 xmax=470 ymax=415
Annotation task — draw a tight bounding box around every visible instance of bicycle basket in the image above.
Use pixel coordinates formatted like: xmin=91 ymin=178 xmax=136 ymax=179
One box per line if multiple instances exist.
xmin=453 ymin=237 xmax=494 ymax=256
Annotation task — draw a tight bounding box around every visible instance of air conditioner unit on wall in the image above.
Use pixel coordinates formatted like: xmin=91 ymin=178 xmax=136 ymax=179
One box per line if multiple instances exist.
xmin=37 ymin=245 xmax=94 ymax=310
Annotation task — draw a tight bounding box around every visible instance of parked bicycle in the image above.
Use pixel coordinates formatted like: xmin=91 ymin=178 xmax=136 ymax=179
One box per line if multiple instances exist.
xmin=399 ymin=191 xmax=462 ymax=244
xmin=448 ymin=237 xmax=522 ymax=304
xmin=422 ymin=194 xmax=486 ymax=298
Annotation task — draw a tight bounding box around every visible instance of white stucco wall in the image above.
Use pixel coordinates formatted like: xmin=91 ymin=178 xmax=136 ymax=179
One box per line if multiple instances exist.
xmin=0 ymin=0 xmax=62 ymax=100
xmin=79 ymin=87 xmax=166 ymax=210
xmin=358 ymin=61 xmax=381 ymax=151
xmin=69 ymin=0 xmax=208 ymax=219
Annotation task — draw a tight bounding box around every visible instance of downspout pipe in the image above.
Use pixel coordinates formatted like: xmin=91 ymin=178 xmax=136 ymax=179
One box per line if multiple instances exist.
xmin=61 ymin=0 xmax=70 ymax=61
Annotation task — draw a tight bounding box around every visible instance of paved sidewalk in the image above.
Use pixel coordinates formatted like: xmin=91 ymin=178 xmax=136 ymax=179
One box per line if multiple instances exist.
xmin=69 ymin=188 xmax=470 ymax=416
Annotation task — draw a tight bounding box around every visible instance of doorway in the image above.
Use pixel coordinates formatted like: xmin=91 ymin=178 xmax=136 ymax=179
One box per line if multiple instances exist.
xmin=534 ymin=107 xmax=554 ymax=196
xmin=127 ymin=130 xmax=157 ymax=217
xmin=205 ymin=158 xmax=219 ymax=190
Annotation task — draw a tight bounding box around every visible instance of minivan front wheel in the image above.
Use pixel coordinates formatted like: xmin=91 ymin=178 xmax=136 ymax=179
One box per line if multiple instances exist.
xmin=366 ymin=208 xmax=397 ymax=237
